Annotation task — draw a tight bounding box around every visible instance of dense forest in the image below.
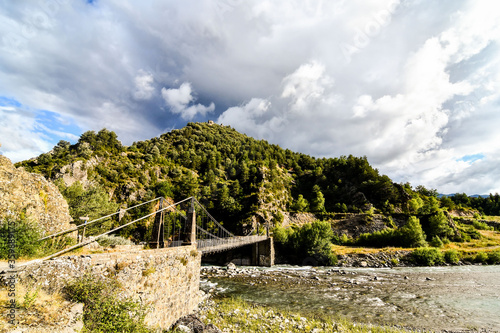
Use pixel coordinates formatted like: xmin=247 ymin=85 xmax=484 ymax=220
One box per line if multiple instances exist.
xmin=16 ymin=122 xmax=499 ymax=245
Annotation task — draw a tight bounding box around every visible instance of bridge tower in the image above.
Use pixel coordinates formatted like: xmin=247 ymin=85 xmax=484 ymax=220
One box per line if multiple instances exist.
xmin=183 ymin=198 xmax=197 ymax=246
xmin=149 ymin=198 xmax=165 ymax=248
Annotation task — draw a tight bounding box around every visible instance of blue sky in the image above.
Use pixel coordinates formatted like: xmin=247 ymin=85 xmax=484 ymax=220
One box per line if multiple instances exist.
xmin=0 ymin=0 xmax=499 ymax=195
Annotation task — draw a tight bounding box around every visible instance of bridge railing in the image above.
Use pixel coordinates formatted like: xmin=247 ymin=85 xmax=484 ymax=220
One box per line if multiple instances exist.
xmin=37 ymin=197 xmax=193 ymax=260
xmin=35 ymin=196 xmax=267 ymax=262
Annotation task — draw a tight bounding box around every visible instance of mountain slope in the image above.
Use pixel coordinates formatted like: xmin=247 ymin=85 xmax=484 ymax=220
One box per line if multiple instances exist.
xmin=17 ymin=122 xmax=414 ymax=236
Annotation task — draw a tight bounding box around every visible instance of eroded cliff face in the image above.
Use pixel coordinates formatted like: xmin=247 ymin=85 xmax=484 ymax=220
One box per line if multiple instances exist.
xmin=0 ymin=155 xmax=72 ymax=235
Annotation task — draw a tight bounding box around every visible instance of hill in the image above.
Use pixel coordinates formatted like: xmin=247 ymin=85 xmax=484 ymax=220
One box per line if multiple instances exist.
xmin=15 ymin=122 xmax=500 ymax=250
xmin=16 ymin=123 xmax=414 ymax=231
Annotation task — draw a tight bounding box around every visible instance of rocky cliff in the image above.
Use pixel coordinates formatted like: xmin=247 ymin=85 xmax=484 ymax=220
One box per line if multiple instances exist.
xmin=0 ymin=155 xmax=72 ymax=235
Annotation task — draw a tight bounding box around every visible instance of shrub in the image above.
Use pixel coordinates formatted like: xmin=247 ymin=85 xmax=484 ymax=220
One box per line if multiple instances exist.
xmin=428 ymin=210 xmax=454 ymax=239
xmin=97 ymin=234 xmax=134 ymax=247
xmin=444 ymin=249 xmax=460 ymax=264
xmin=65 ymin=273 xmax=150 ymax=332
xmin=411 ymin=247 xmax=444 ymax=266
xmin=472 ymin=220 xmax=493 ymax=231
xmin=487 ymin=251 xmax=500 ymax=265
xmin=357 ymin=228 xmax=397 ymax=248
xmin=0 ymin=216 xmax=42 ymax=259
xmin=474 ymin=251 xmax=488 ymax=264
xmin=397 ymin=216 xmax=427 ymax=248
xmin=276 ymin=221 xmax=337 ymax=266
xmin=429 ymin=236 xmax=444 ymax=248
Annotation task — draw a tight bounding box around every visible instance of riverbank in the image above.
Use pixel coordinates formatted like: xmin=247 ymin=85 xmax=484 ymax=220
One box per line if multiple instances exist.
xmin=194 ymin=264 xmax=500 ymax=332
xmin=171 ymin=296 xmax=416 ymax=333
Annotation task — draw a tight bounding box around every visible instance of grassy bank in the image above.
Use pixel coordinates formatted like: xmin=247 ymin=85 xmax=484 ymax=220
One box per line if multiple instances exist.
xmin=187 ymin=296 xmax=414 ymax=333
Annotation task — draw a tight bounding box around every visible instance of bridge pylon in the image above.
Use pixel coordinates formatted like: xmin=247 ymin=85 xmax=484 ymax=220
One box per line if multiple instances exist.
xmin=149 ymin=198 xmax=165 ymax=249
xmin=183 ymin=198 xmax=197 ymax=246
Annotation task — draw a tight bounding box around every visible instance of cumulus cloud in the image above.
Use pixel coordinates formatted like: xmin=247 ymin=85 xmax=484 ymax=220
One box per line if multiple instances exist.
xmin=0 ymin=0 xmax=499 ymax=193
xmin=133 ymin=71 xmax=155 ymax=101
xmin=161 ymin=83 xmax=215 ymax=120
xmin=0 ymin=106 xmax=62 ymax=162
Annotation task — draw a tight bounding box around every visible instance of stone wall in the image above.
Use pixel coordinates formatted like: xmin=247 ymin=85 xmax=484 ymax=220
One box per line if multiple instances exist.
xmin=17 ymin=245 xmax=202 ymax=330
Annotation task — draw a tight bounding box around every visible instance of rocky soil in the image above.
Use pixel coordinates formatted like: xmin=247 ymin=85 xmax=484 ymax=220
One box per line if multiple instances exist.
xmin=0 ymin=155 xmax=72 ymax=235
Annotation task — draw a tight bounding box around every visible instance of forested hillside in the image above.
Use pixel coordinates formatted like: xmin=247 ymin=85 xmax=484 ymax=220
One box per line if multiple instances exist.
xmin=16 ymin=122 xmax=496 ymax=246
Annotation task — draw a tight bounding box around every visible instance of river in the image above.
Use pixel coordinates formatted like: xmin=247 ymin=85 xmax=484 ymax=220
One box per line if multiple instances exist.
xmin=201 ymin=265 xmax=500 ymax=332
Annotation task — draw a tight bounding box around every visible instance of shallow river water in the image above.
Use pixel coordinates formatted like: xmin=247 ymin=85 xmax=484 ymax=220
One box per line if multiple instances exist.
xmin=201 ymin=265 xmax=500 ymax=332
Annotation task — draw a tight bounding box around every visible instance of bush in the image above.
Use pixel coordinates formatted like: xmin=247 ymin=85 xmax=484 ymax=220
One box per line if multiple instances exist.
xmin=65 ymin=273 xmax=150 ymax=332
xmin=472 ymin=220 xmax=493 ymax=231
xmin=487 ymin=251 xmax=500 ymax=264
xmin=411 ymin=247 xmax=444 ymax=266
xmin=474 ymin=251 xmax=488 ymax=264
xmin=397 ymin=216 xmax=427 ymax=248
xmin=444 ymin=249 xmax=460 ymax=264
xmin=276 ymin=221 xmax=337 ymax=266
xmin=0 ymin=216 xmax=42 ymax=259
xmin=357 ymin=228 xmax=397 ymax=248
xmin=429 ymin=236 xmax=443 ymax=248
xmin=97 ymin=234 xmax=134 ymax=247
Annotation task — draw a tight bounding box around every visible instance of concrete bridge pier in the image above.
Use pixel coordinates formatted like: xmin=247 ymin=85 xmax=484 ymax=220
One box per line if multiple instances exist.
xmin=251 ymin=237 xmax=275 ymax=267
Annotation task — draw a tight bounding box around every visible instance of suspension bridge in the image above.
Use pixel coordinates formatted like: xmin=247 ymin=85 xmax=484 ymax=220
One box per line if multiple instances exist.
xmin=38 ymin=197 xmax=273 ymax=264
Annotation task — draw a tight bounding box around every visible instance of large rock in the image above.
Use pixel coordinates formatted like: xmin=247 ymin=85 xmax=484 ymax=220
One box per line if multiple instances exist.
xmin=0 ymin=155 xmax=72 ymax=236
xmin=55 ymin=157 xmax=100 ymax=188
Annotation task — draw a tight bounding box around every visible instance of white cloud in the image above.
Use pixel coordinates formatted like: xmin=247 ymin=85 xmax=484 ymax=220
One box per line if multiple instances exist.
xmin=161 ymin=83 xmax=215 ymax=120
xmin=0 ymin=106 xmax=52 ymax=162
xmin=1 ymin=0 xmax=500 ymax=193
xmin=133 ymin=71 xmax=155 ymax=101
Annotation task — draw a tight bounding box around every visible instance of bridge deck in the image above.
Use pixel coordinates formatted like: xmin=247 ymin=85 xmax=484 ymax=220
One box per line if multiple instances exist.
xmin=197 ymin=235 xmax=268 ymax=254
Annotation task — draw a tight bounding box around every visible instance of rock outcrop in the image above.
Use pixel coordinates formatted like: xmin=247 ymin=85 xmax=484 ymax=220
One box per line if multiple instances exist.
xmin=55 ymin=157 xmax=100 ymax=188
xmin=0 ymin=155 xmax=72 ymax=235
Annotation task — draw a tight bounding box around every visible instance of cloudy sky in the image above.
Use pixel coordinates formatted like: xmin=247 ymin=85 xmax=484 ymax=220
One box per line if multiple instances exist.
xmin=1 ymin=0 xmax=499 ymax=195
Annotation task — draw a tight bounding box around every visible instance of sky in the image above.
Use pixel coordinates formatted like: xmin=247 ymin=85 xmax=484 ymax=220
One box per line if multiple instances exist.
xmin=0 ymin=0 xmax=499 ymax=195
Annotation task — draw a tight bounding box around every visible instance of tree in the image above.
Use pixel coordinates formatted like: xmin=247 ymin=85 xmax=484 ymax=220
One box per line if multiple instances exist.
xmin=292 ymin=194 xmax=309 ymax=212
xmin=289 ymin=221 xmax=337 ymax=265
xmin=77 ymin=142 xmax=92 ymax=159
xmin=428 ymin=210 xmax=454 ymax=239
xmin=310 ymin=185 xmax=325 ymax=212
xmin=61 ymin=182 xmax=119 ymax=236
xmin=53 ymin=140 xmax=71 ymax=156
xmin=398 ymin=216 xmax=427 ymax=248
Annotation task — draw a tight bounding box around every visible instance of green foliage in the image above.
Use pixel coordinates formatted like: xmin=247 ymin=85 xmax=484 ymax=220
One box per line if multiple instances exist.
xmin=65 ymin=273 xmax=150 ymax=333
xmin=357 ymin=228 xmax=398 ymax=248
xmin=310 ymin=185 xmax=326 ymax=212
xmin=472 ymin=220 xmax=494 ymax=231
xmin=398 ymin=216 xmax=427 ymax=248
xmin=96 ymin=235 xmax=134 ymax=247
xmin=447 ymin=193 xmax=500 ymax=216
xmin=444 ymin=249 xmax=460 ymax=264
xmin=0 ymin=215 xmax=42 ymax=259
xmin=60 ymin=182 xmax=119 ymax=235
xmin=272 ymin=225 xmax=290 ymax=244
xmin=272 ymin=211 xmax=284 ymax=226
xmin=474 ymin=251 xmax=488 ymax=264
xmin=275 ymin=221 xmax=337 ymax=265
xmin=292 ymin=194 xmax=309 ymax=212
xmin=411 ymin=247 xmax=444 ymax=266
xmin=428 ymin=210 xmax=454 ymax=240
xmin=21 ymin=284 xmax=41 ymax=309
xmin=21 ymin=122 xmax=496 ymax=243
xmin=356 ymin=216 xmax=427 ymax=248
xmin=429 ymin=236 xmax=444 ymax=248
xmin=487 ymin=251 xmax=500 ymax=264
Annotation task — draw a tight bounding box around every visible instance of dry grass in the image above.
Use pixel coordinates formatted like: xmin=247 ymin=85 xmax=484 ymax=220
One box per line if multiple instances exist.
xmin=0 ymin=282 xmax=77 ymax=331
xmin=483 ymin=216 xmax=500 ymax=222
xmin=444 ymin=230 xmax=500 ymax=252
xmin=332 ymin=245 xmax=409 ymax=255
